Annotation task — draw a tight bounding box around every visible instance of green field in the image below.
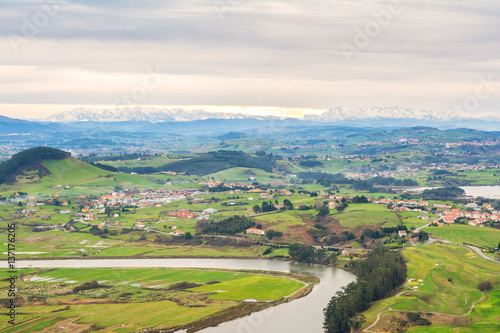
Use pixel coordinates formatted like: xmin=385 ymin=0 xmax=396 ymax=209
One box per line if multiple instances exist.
xmin=361 ymin=244 xmax=500 ymax=332
xmin=331 ymin=203 xmax=401 ymax=229
xmin=0 ymin=268 xmax=309 ymax=333
xmin=207 ymin=167 xmax=279 ymax=183
xmin=424 ymin=224 xmax=500 ymax=248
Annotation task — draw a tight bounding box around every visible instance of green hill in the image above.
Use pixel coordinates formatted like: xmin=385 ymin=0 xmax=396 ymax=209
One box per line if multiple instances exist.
xmin=0 ymin=148 xmax=198 ymax=197
xmin=0 ymin=156 xmax=112 ymax=196
xmin=0 ymin=147 xmax=70 ymax=184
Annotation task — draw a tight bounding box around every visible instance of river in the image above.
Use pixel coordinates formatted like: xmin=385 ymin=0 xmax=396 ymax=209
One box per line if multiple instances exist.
xmin=17 ymin=258 xmax=356 ymax=333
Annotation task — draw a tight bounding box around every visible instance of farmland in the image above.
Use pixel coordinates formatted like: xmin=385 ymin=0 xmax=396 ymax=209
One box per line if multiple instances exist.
xmin=0 ymin=267 xmax=313 ymax=333
xmin=424 ymin=224 xmax=500 ymax=248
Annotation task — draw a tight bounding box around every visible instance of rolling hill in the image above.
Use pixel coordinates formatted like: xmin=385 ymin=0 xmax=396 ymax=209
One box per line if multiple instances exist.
xmin=0 ymin=147 xmax=197 ymax=197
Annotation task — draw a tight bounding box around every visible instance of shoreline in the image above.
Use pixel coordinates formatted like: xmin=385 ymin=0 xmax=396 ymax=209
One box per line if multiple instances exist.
xmin=7 ymin=265 xmax=320 ymax=333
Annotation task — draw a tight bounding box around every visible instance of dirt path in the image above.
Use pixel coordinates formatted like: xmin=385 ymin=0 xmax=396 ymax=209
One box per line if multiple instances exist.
xmin=362 ymin=293 xmax=485 ymax=332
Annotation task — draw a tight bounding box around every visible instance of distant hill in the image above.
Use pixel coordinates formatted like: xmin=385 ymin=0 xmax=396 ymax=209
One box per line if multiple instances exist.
xmin=118 ymin=150 xmax=277 ymax=176
xmin=217 ymin=132 xmax=247 ymax=140
xmin=0 ymin=115 xmax=68 ymax=134
xmin=0 ymin=147 xmax=70 ymax=184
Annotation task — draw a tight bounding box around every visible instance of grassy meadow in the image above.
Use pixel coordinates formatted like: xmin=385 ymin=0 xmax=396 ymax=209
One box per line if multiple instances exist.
xmin=0 ymin=267 xmax=309 ymax=333
xmin=424 ymin=224 xmax=500 ymax=248
xmin=360 ymin=244 xmax=500 ymax=332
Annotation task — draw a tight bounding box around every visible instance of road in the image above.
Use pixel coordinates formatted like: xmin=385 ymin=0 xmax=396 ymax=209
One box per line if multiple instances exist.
xmin=464 ymin=244 xmax=499 ymax=263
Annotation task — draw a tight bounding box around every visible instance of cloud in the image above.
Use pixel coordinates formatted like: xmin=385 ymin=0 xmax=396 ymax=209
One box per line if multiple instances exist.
xmin=0 ymin=0 xmax=499 ymax=118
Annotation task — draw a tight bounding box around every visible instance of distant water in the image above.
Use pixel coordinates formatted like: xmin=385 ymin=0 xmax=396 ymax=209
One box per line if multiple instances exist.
xmin=407 ymin=186 xmax=500 ymax=199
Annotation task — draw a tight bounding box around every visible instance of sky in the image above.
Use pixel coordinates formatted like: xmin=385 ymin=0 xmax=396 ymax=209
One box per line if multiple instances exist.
xmin=0 ymin=0 xmax=499 ymax=119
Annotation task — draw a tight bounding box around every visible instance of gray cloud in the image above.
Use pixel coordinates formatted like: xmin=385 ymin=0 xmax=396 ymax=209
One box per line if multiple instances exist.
xmin=0 ymin=0 xmax=499 ymax=118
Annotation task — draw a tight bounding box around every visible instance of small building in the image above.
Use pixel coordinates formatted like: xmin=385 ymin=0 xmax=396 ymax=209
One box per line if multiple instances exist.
xmin=135 ymin=222 xmax=145 ymax=228
xmin=398 ymin=230 xmax=407 ymax=237
xmin=246 ymin=228 xmax=265 ymax=236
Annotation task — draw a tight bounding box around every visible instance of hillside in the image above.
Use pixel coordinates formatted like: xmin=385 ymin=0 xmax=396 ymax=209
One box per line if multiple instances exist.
xmin=0 ymin=147 xmax=70 ymax=184
xmin=117 ymin=150 xmax=277 ymax=176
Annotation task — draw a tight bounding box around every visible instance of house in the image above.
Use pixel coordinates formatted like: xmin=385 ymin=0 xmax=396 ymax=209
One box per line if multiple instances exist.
xmin=328 ymin=201 xmax=337 ymax=209
xmin=442 ymin=216 xmax=455 ymax=224
xmin=398 ymin=230 xmax=407 ymax=237
xmin=203 ymin=208 xmax=218 ymax=214
xmin=60 ymin=210 xmax=71 ymax=214
xmin=246 ymin=228 xmax=265 ymax=236
xmin=135 ymin=222 xmax=145 ymax=228
xmin=171 ymin=229 xmax=184 ymax=236
xmin=198 ymin=213 xmax=210 ymax=220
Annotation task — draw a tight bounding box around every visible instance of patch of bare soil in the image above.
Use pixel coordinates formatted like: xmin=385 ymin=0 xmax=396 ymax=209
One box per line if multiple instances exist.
xmin=287 ymin=225 xmax=316 ymax=245
xmin=298 ymin=214 xmax=347 ymax=234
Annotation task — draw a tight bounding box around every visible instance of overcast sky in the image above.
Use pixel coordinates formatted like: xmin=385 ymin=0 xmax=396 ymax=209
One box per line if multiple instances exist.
xmin=0 ymin=0 xmax=499 ymax=119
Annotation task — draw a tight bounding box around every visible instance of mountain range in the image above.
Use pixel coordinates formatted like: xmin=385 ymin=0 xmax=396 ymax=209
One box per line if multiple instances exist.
xmin=42 ymin=106 xmax=498 ymax=124
xmin=303 ymin=106 xmax=458 ymax=122
xmin=44 ymin=107 xmax=267 ymax=123
xmin=0 ymin=106 xmax=498 ymax=135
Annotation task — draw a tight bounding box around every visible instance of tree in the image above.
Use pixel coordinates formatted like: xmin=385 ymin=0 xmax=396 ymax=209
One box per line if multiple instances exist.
xmin=184 ymin=232 xmax=192 ymax=240
xmin=477 ymin=281 xmax=493 ymax=292
xmin=252 ymin=205 xmax=261 ymax=214
xmin=417 ymin=230 xmax=429 ymax=242
xmin=336 ymin=203 xmax=348 ymax=213
xmin=105 ymin=207 xmax=112 ymax=216
xmin=316 ymin=205 xmax=330 ymax=220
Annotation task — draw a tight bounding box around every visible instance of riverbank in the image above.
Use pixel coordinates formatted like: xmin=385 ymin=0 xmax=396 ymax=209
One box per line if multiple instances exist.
xmin=0 ymin=266 xmax=318 ymax=333
xmin=9 ymin=258 xmax=356 ymax=333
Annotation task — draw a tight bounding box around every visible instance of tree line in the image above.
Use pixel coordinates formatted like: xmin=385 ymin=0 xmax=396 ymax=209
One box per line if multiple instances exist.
xmin=323 ymin=247 xmax=407 ymax=333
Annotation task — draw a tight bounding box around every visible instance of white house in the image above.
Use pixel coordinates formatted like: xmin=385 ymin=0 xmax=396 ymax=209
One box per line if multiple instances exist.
xmin=246 ymin=228 xmax=265 ymax=236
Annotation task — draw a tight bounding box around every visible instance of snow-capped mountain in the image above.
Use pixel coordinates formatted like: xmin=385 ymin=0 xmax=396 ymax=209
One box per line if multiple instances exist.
xmin=44 ymin=107 xmax=255 ymax=123
xmin=303 ymin=106 xmax=458 ymax=122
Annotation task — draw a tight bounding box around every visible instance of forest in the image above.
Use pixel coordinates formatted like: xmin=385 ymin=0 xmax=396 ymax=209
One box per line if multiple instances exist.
xmin=323 ymin=247 xmax=407 ymax=333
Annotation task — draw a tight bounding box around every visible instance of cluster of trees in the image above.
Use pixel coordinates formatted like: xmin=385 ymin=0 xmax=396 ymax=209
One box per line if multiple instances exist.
xmin=88 ymin=162 xmax=119 ymax=172
xmin=158 ymin=150 xmax=276 ymax=176
xmin=253 ymin=199 xmax=294 ymax=213
xmin=324 ymin=247 xmax=407 ymax=333
xmin=265 ymin=229 xmax=283 ymax=240
xmin=112 ymin=150 xmax=276 ymax=176
xmin=72 ymin=280 xmax=104 ymax=293
xmin=83 ymin=152 xmax=156 ymax=162
xmin=0 ymin=147 xmax=70 ymax=184
xmin=422 ymin=186 xmax=465 ymax=199
xmin=297 ymin=172 xmax=417 ymax=193
xmin=288 ymin=243 xmax=325 ymax=263
xmin=299 ymin=160 xmax=324 ymax=168
xmin=316 ymin=205 xmax=330 ymax=221
xmin=198 ymin=215 xmax=255 ymax=235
